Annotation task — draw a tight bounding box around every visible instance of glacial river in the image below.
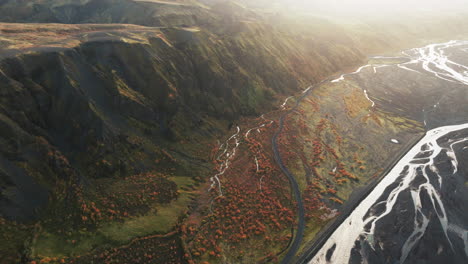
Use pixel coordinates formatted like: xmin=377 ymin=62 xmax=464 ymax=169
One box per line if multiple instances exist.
xmin=308 ymin=40 xmax=468 ymax=264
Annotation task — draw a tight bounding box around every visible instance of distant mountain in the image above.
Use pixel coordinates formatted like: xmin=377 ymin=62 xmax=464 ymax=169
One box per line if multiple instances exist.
xmin=0 ymin=0 xmax=212 ymax=26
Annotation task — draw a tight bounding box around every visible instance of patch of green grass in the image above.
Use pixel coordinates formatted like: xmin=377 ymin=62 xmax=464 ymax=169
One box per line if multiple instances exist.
xmin=290 ymin=161 xmax=308 ymax=192
xmin=32 ymin=176 xmax=194 ymax=259
xmin=33 ymin=230 xmax=107 ymax=259
xmin=0 ymin=221 xmax=32 ymax=263
xmin=298 ymin=220 xmax=330 ymax=254
xmin=100 ymin=183 xmax=193 ymax=241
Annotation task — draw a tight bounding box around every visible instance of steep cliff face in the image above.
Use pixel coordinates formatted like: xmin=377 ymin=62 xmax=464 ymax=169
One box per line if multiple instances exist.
xmin=0 ymin=20 xmax=368 ymax=262
xmin=0 ymin=20 xmax=368 ymax=216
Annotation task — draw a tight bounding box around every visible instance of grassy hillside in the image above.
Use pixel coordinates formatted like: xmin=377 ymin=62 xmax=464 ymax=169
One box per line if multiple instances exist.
xmin=0 ymin=1 xmax=468 ymax=263
xmin=0 ymin=20 xmax=366 ymax=263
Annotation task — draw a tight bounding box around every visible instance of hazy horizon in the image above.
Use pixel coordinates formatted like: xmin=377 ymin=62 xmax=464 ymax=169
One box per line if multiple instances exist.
xmin=231 ymin=0 xmax=468 ymax=17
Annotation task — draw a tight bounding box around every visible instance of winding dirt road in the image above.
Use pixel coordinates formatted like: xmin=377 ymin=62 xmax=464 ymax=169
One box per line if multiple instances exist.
xmin=273 ymin=83 xmax=322 ymax=264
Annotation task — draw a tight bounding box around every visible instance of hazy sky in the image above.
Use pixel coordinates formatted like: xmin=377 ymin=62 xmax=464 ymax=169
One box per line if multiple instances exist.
xmin=265 ymin=0 xmax=468 ymax=15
